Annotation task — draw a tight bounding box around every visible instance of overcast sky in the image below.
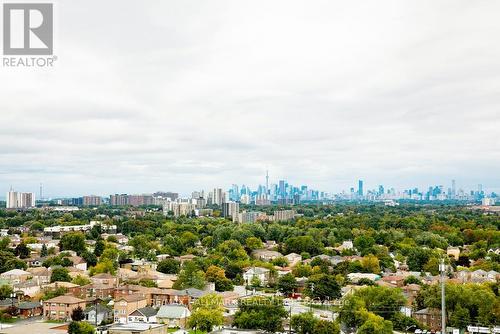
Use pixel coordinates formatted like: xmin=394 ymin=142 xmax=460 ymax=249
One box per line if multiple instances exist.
xmin=1 ymin=0 xmax=499 ymax=197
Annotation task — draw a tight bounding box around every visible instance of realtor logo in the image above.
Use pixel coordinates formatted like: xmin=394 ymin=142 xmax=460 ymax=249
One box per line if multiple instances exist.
xmin=3 ymin=3 xmax=53 ymax=55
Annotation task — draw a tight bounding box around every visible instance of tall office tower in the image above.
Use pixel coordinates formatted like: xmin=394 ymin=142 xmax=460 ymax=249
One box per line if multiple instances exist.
xmin=478 ymin=184 xmax=483 ymax=194
xmin=222 ymin=201 xmax=239 ymax=222
xmin=451 ymin=179 xmax=456 ymax=197
xmin=378 ymin=185 xmax=384 ymax=196
xmin=266 ymin=170 xmax=269 ymax=200
xmin=279 ymin=180 xmax=286 ymax=198
xmin=358 ymin=180 xmax=364 ymax=197
xmin=6 ymin=190 xmax=36 ymax=208
xmin=212 ymin=188 xmax=224 ymax=206
xmin=229 ymin=184 xmax=239 ymax=202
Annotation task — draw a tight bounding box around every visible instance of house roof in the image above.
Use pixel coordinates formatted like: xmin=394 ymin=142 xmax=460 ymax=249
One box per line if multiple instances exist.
xmin=18 ymin=301 xmax=42 ymax=309
xmin=130 ymin=306 xmax=158 ymax=317
xmin=92 ymin=273 xmax=115 ymax=279
xmin=44 ymin=295 xmax=85 ymax=304
xmin=245 ymin=267 xmax=270 ymax=275
xmin=118 ymin=294 xmax=146 ymax=303
xmin=108 ymin=323 xmax=166 ymax=331
xmin=85 ymin=304 xmax=111 ymax=314
xmin=44 ymin=281 xmax=79 ymax=289
xmin=156 ymin=305 xmax=190 ymax=319
xmin=414 ymin=308 xmax=441 ymax=315
xmin=0 ymin=298 xmax=17 ymax=307
xmin=27 ymin=267 xmax=51 ymax=276
xmin=185 ymin=287 xmax=208 ymax=298
xmin=0 ymin=269 xmax=30 ymax=276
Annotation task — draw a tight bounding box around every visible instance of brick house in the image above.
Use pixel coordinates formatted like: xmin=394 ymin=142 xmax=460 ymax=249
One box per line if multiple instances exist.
xmin=413 ymin=308 xmax=442 ymax=331
xmin=113 ymin=294 xmax=147 ymax=324
xmin=43 ymin=295 xmax=86 ymax=321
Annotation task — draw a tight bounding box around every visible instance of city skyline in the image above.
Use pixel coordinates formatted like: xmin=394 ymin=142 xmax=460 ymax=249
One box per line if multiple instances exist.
xmin=1 ymin=1 xmax=500 ymax=197
xmin=1 ymin=176 xmax=495 ymax=200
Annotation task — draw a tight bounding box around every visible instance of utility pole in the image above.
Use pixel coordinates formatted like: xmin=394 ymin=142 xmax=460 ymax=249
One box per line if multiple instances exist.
xmin=439 ymin=258 xmax=446 ymax=334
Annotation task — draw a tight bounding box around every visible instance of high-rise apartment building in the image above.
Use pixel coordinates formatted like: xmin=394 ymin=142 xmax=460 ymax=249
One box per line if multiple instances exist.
xmin=110 ymin=194 xmax=129 ymax=206
xmin=82 ymin=195 xmax=102 ymax=206
xmin=222 ymin=201 xmax=239 ymax=222
xmin=212 ymin=188 xmax=225 ymax=206
xmin=6 ymin=190 xmax=36 ymax=208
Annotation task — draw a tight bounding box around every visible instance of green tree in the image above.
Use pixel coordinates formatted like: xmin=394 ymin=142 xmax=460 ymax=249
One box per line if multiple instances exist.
xmin=285 ymin=236 xmax=322 ymax=255
xmin=357 ymin=313 xmax=393 ymax=334
xmin=339 ymin=296 xmax=367 ymax=328
xmin=41 ymin=243 xmax=48 ymax=257
xmin=0 ymin=237 xmax=10 ymax=249
xmin=361 ymin=254 xmax=381 ymax=274
xmin=216 ymin=240 xmax=248 ymax=262
xmin=14 ymin=242 xmax=30 ymax=259
xmin=205 ymin=265 xmax=233 ymax=292
xmin=351 ymin=285 xmax=406 ymax=320
xmin=90 ymin=258 xmax=116 ymax=275
xmin=277 ymin=273 xmax=298 ymax=296
xmin=51 ymin=267 xmax=71 ymax=282
xmin=59 ymin=232 xmax=87 ymax=255
xmin=72 ymin=275 xmax=91 ymax=286
xmin=403 ymin=275 xmax=421 ymax=285
xmin=314 ymin=320 xmax=340 ymax=334
xmin=406 ymin=248 xmax=431 ymax=272
xmin=233 ymin=297 xmax=288 ymax=333
xmin=0 ymin=285 xmax=13 ymax=299
xmin=93 ymin=239 xmax=105 ymax=257
xmin=157 ymin=258 xmax=180 ymax=274
xmin=68 ymin=321 xmax=95 ymax=334
xmin=172 ymin=261 xmax=205 ymax=290
xmin=291 ymin=312 xmax=317 ymax=334
xmin=246 ymin=237 xmax=263 ymax=251
xmin=71 ymin=306 xmax=85 ymax=321
xmin=188 ymin=293 xmax=224 ymax=332
xmin=354 ymin=235 xmax=376 ymax=254
xmin=305 ymin=274 xmax=341 ymax=302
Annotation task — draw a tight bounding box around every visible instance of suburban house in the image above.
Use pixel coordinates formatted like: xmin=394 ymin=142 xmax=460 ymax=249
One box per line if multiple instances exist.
xmin=84 ymin=304 xmax=113 ymax=325
xmin=13 ymin=280 xmax=40 ymax=297
xmin=43 ymin=295 xmax=86 ymax=321
xmin=284 ymin=253 xmax=302 ymax=266
xmin=156 ymin=304 xmax=191 ymax=328
xmin=70 ymin=283 xmax=115 ymax=299
xmin=446 ymin=246 xmax=460 ymax=260
xmin=243 ymin=267 xmax=271 ymax=286
xmin=18 ymin=301 xmax=43 ymax=318
xmin=113 ymin=294 xmax=148 ymax=323
xmin=0 ymin=269 xmax=31 ymax=284
xmin=108 ymin=323 xmax=168 ymax=334
xmin=127 ymin=306 xmax=158 ymax=323
xmin=413 ymin=308 xmax=443 ymax=331
xmin=347 ymin=273 xmax=380 ymax=283
xmin=27 ymin=267 xmax=51 ymax=285
xmin=68 ymin=256 xmax=88 ymax=271
xmin=252 ymin=249 xmax=283 ymax=262
xmin=380 ymin=275 xmax=406 ymax=287
xmin=91 ymin=273 xmax=117 ymax=288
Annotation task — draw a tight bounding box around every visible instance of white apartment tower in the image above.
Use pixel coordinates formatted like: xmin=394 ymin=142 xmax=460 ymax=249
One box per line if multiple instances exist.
xmin=6 ymin=190 xmax=36 ymax=208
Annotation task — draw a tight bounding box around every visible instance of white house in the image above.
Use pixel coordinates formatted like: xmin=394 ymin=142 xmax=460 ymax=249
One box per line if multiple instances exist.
xmin=284 ymin=253 xmax=302 ymax=266
xmin=243 ymin=267 xmax=271 ymax=286
xmin=127 ymin=306 xmax=158 ymax=323
xmin=156 ymin=305 xmax=191 ymax=328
